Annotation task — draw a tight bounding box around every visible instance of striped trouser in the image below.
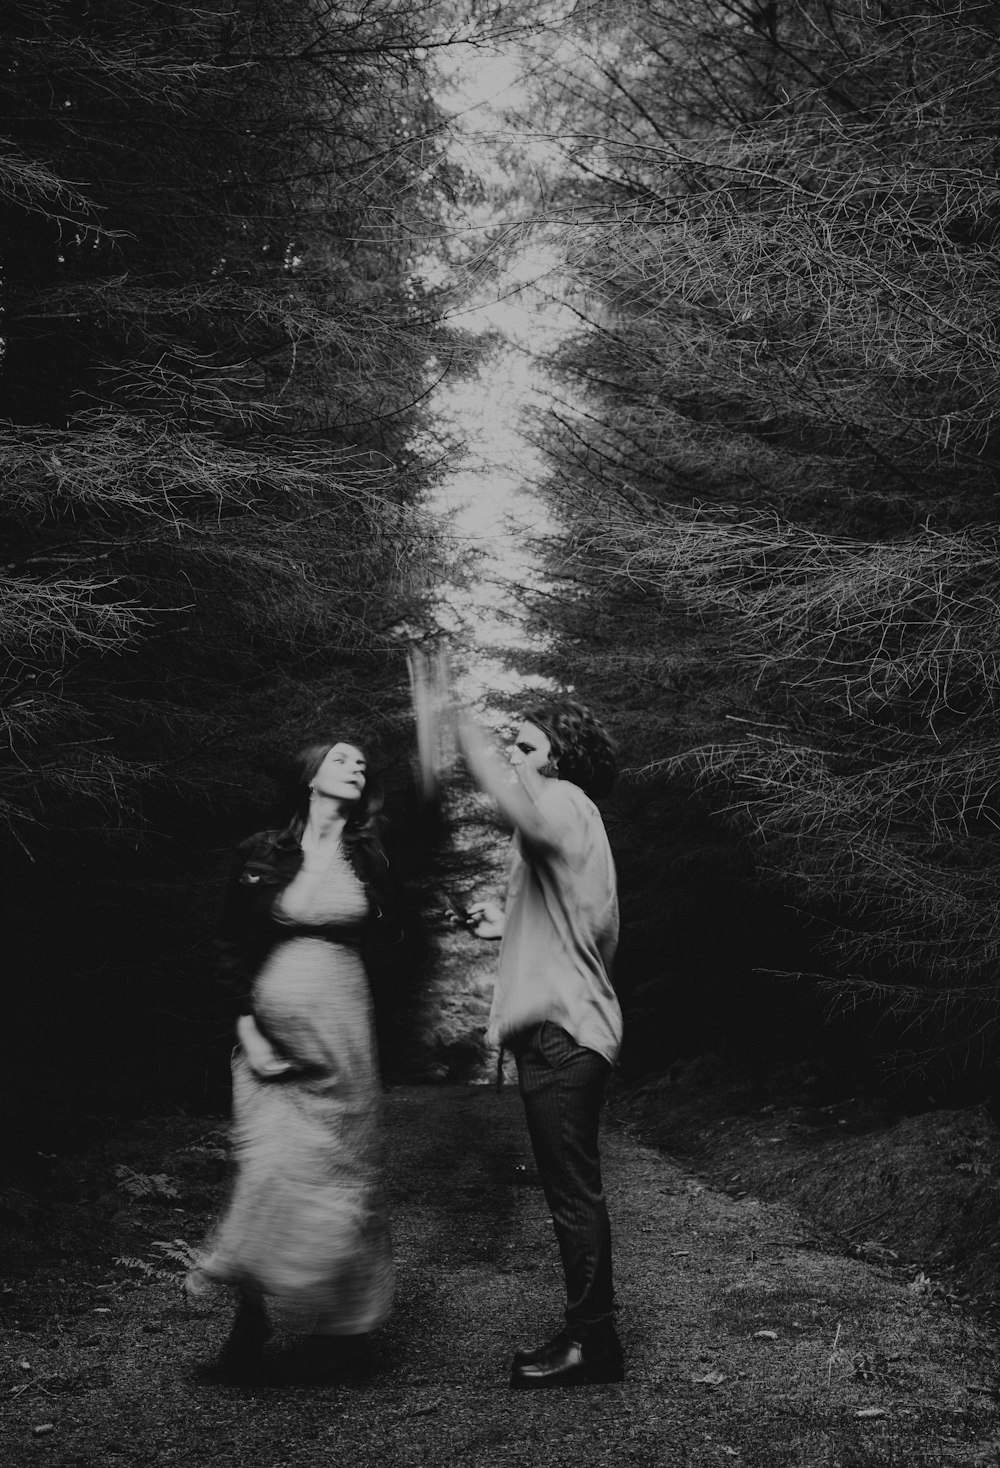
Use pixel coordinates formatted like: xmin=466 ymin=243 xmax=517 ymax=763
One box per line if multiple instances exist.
xmin=511 ymin=1021 xmax=616 ymax=1330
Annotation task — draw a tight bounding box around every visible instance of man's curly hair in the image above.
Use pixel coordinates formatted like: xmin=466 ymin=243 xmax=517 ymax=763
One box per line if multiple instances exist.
xmin=520 ymin=699 xmax=618 ymax=799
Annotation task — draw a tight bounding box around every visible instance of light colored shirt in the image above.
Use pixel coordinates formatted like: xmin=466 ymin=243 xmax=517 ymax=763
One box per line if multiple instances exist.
xmin=486 ymin=778 xmax=622 ymax=1064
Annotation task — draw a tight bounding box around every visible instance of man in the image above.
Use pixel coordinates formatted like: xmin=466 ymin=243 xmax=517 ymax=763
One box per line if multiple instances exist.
xmin=458 ymin=698 xmax=624 ymax=1389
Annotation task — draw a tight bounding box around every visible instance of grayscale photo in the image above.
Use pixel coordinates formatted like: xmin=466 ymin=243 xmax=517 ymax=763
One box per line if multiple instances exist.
xmin=3 ymin=3 xmax=1000 ymax=1464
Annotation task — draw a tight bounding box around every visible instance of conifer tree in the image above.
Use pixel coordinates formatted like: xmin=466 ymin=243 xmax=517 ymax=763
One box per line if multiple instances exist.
xmin=506 ymin=1 xmax=1000 ymax=1083
xmin=0 ymin=0 xmax=481 ymax=844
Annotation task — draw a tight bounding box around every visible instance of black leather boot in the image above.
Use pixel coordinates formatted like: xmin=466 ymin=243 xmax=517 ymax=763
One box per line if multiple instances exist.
xmin=197 ymin=1294 xmax=272 ymax=1384
xmin=512 ymin=1326 xmax=567 ymax=1367
xmin=275 ymin=1333 xmax=371 ymax=1385
xmin=510 ymin=1321 xmax=624 ymax=1389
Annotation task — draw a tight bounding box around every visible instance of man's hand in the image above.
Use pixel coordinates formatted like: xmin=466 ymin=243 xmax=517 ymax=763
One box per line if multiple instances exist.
xmin=456 ymin=710 xmax=560 ymax=857
xmin=467 ymin=900 xmax=504 ymax=940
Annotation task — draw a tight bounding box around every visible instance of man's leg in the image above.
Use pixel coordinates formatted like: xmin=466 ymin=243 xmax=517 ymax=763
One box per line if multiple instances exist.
xmin=510 ymin=1022 xmax=622 ymax=1386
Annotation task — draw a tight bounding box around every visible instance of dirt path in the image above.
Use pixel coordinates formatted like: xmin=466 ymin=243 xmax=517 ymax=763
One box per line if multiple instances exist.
xmin=4 ymin=1085 xmax=999 ymax=1466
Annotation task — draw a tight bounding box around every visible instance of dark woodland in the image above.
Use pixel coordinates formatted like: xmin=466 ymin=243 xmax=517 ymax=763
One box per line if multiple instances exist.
xmin=5 ymin=0 xmax=1000 ymax=1161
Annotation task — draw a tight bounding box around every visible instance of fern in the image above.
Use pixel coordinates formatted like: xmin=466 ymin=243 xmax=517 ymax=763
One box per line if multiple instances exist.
xmin=115 ymin=1238 xmax=199 ymax=1285
xmin=151 ymin=1238 xmax=200 ymax=1271
xmin=114 ymin=1165 xmax=180 ymax=1201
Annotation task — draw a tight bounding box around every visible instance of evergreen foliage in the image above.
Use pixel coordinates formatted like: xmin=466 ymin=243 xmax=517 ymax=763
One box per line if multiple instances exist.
xmin=507 ymin=1 xmax=1000 ymax=1087
xmin=1 ymin=0 xmax=484 ymax=846
xmin=0 ymin=0 xmax=495 ymax=1105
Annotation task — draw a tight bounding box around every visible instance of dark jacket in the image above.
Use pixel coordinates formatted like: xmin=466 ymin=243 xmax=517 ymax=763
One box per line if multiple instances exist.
xmin=212 ymin=824 xmax=405 ymax=1016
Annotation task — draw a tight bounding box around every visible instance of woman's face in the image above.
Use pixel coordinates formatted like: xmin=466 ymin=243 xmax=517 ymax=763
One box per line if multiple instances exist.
xmin=312 ymin=743 xmax=367 ymax=804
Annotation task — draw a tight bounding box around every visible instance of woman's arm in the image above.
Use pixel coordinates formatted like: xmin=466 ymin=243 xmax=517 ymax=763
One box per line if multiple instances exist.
xmin=210 ymin=833 xmax=284 ymax=1014
xmin=211 ymin=849 xmax=257 ymax=1015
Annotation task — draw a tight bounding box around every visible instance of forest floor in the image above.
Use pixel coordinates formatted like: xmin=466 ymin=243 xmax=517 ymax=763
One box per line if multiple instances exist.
xmin=3 ymin=1078 xmax=1000 ymax=1468
xmin=610 ymin=1062 xmax=1000 ymax=1308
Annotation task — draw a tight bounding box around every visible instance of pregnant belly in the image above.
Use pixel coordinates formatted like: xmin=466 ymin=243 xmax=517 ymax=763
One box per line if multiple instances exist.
xmin=252 ymin=937 xmax=370 ymax=1068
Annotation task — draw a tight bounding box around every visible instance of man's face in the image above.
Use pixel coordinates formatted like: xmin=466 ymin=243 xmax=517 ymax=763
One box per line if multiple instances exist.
xmin=509 ymin=721 xmax=554 ymax=784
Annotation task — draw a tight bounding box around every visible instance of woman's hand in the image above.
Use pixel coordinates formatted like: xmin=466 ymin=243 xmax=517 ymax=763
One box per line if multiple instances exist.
xmin=236 ymin=1013 xmax=296 ymax=1078
xmin=466 ymin=900 xmax=504 ymax=941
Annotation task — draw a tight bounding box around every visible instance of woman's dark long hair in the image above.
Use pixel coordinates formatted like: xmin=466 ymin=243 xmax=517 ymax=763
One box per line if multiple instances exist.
xmin=521 ymin=700 xmax=618 ymax=800
xmin=284 ymin=739 xmax=388 ymax=878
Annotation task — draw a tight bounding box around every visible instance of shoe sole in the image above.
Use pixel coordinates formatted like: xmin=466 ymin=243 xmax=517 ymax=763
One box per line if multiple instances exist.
xmin=509 ymin=1361 xmax=625 ymax=1390
xmin=512 ymin=1332 xmax=620 ymax=1368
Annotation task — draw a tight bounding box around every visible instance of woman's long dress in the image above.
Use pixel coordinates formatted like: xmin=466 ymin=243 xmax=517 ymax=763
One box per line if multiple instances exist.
xmin=192 ymin=842 xmax=394 ymax=1335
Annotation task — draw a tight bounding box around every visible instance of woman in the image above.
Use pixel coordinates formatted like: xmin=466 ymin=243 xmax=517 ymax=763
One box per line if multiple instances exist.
xmin=188 ymin=738 xmax=397 ymax=1383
